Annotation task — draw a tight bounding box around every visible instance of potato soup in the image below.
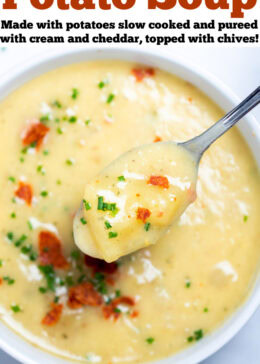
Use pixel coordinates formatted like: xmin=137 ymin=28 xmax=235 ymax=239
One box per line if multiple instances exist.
xmin=0 ymin=60 xmax=259 ymax=364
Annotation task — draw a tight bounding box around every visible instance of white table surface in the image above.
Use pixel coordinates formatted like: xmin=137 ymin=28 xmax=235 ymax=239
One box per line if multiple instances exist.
xmin=0 ymin=47 xmax=259 ymax=364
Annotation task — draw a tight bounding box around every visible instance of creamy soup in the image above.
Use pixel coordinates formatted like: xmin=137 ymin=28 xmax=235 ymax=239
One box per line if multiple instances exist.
xmin=75 ymin=142 xmax=197 ymax=262
xmin=0 ymin=61 xmax=259 ymax=364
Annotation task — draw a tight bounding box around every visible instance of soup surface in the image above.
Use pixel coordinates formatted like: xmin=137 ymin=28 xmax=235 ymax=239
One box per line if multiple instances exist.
xmin=0 ymin=61 xmax=259 ymax=364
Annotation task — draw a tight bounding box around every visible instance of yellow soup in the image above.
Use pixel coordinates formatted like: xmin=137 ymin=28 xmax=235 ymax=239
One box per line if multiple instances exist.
xmin=0 ymin=60 xmax=259 ymax=364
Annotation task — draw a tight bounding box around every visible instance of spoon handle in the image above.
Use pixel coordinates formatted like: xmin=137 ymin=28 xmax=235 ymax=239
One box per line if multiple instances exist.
xmin=181 ymin=86 xmax=260 ymax=162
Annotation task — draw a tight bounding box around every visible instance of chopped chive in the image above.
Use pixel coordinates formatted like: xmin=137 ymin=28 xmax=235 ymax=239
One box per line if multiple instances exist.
xmin=108 ymin=231 xmax=118 ymax=239
xmin=203 ymin=307 xmax=209 ymax=313
xmin=11 ymin=197 xmax=16 ymax=204
xmin=54 ymin=296 xmax=59 ymax=303
xmin=98 ymin=80 xmax=108 ymax=89
xmin=39 ymin=287 xmax=47 ymax=293
xmin=85 ymin=119 xmax=91 ymax=126
xmin=53 ymin=100 xmax=62 ymax=108
xmin=27 ymin=220 xmax=33 ymax=230
xmin=113 ymin=307 xmax=121 ymax=313
xmin=55 ymin=118 xmax=60 ymax=123
xmin=38 ymin=265 xmax=56 ymax=292
xmin=146 ymin=337 xmax=155 ymax=344
xmin=37 ymin=165 xmax=44 ymax=174
xmin=10 ymin=212 xmax=16 ymax=219
xmin=83 ymin=199 xmax=91 ymax=211
xmin=56 ymin=179 xmax=62 ymax=185
xmin=115 ymin=289 xmax=121 ymax=298
xmin=65 ymin=276 xmax=74 ymax=287
xmin=0 ymin=260 xmax=2 ymax=267
xmin=117 ymin=176 xmax=125 ymax=182
xmin=66 ymin=159 xmax=74 ymax=166
xmin=11 ymin=304 xmax=21 ymax=313
xmin=78 ymin=274 xmax=86 ymax=283
xmin=68 ymin=116 xmax=77 ymax=123
xmin=40 ymin=190 xmax=48 ymax=197
xmin=43 ymin=150 xmax=49 ymax=156
xmin=80 ymin=217 xmax=87 ymax=225
xmin=194 ymin=329 xmax=203 ymax=341
xmin=71 ymin=88 xmax=79 ymax=100
xmin=144 ymin=222 xmax=151 ymax=231
xmin=8 ymin=176 xmax=16 ymax=183
xmin=243 ymin=215 xmax=248 ymax=222
xmin=57 ymin=127 xmax=63 ymax=134
xmin=185 ymin=279 xmax=191 ymax=288
xmin=14 ymin=234 xmax=27 ymax=247
xmin=21 ymin=245 xmax=32 ymax=254
xmin=20 ymin=157 xmax=25 ymax=163
xmin=187 ymin=336 xmax=194 ymax=342
xmin=70 ymin=250 xmax=80 ymax=260
xmin=40 ymin=114 xmax=50 ymax=123
xmin=6 ymin=232 xmax=14 ymax=241
xmin=107 ymin=93 xmax=115 ymax=104
xmin=29 ymin=251 xmax=38 ymax=261
xmin=3 ymin=276 xmax=15 ymax=285
xmin=97 ymin=196 xmax=104 ymax=210
xmin=105 ymin=221 xmax=112 ymax=229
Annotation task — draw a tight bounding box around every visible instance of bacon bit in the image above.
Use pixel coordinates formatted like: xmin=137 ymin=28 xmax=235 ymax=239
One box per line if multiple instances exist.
xmin=136 ymin=193 xmax=140 ymax=197
xmin=102 ymin=296 xmax=135 ymax=320
xmin=136 ymin=207 xmax=151 ymax=223
xmin=0 ymin=278 xmax=2 ymax=286
xmin=132 ymin=67 xmax=155 ymax=82
xmin=22 ymin=122 xmax=49 ymax=150
xmin=84 ymin=255 xmax=118 ymax=275
xmin=153 ymin=136 xmax=162 ymax=143
xmin=42 ymin=303 xmax=63 ymax=326
xmin=131 ymin=310 xmax=139 ymax=318
xmin=38 ymin=231 xmax=68 ymax=269
xmin=67 ymin=282 xmax=103 ymax=309
xmin=188 ymin=97 xmax=193 ymax=102
xmin=15 ymin=182 xmax=33 ymax=206
xmin=148 ymin=175 xmax=169 ymax=189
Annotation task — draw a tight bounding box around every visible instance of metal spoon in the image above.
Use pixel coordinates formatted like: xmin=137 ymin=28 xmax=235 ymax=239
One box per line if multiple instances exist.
xmin=74 ymin=86 xmax=260 ymax=260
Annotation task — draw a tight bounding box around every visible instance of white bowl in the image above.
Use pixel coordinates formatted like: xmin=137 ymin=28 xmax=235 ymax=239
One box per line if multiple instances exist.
xmin=0 ymin=48 xmax=259 ymax=364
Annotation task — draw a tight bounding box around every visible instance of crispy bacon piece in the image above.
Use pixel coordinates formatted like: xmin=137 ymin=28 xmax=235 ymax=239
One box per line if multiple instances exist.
xmin=132 ymin=67 xmax=155 ymax=82
xmin=22 ymin=122 xmax=49 ymax=149
xmin=153 ymin=136 xmax=162 ymax=143
xmin=15 ymin=182 xmax=33 ymax=206
xmin=38 ymin=231 xmax=68 ymax=269
xmin=84 ymin=255 xmax=118 ymax=275
xmin=130 ymin=310 xmax=139 ymax=318
xmin=148 ymin=175 xmax=169 ymax=189
xmin=42 ymin=303 xmax=63 ymax=326
xmin=136 ymin=207 xmax=151 ymax=223
xmin=67 ymin=282 xmax=103 ymax=309
xmin=0 ymin=278 xmax=2 ymax=286
xmin=102 ymin=296 xmax=135 ymax=321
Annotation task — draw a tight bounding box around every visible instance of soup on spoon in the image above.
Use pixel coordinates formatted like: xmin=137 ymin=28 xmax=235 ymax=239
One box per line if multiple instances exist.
xmin=74 ymin=86 xmax=260 ymax=262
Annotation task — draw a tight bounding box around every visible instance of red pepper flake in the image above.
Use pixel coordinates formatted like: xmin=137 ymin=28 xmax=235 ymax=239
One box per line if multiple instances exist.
xmin=153 ymin=136 xmax=162 ymax=143
xmin=42 ymin=303 xmax=63 ymax=326
xmin=38 ymin=231 xmax=68 ymax=269
xmin=67 ymin=282 xmax=103 ymax=309
xmin=102 ymin=296 xmax=135 ymax=320
xmin=136 ymin=207 xmax=151 ymax=223
xmin=22 ymin=122 xmax=49 ymax=150
xmin=15 ymin=182 xmax=33 ymax=206
xmin=132 ymin=67 xmax=155 ymax=82
xmin=84 ymin=255 xmax=118 ymax=275
xmin=148 ymin=175 xmax=169 ymax=189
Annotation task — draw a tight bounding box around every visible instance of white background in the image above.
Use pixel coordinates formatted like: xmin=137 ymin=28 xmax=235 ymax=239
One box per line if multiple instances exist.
xmin=0 ymin=47 xmax=259 ymax=363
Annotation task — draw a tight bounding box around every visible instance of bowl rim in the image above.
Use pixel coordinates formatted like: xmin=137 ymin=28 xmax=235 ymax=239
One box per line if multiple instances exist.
xmin=0 ymin=47 xmax=259 ymax=364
